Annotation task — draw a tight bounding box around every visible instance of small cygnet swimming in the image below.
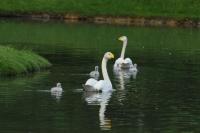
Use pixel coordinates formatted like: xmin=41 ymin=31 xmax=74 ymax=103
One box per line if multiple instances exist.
xmin=51 ymin=83 xmax=63 ymax=92
xmin=89 ymin=66 xmax=100 ymax=78
xmin=131 ymin=64 xmax=138 ymax=72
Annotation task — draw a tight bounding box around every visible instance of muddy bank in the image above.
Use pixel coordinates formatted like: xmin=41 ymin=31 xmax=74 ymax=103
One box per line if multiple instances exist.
xmin=1 ymin=13 xmax=200 ymax=28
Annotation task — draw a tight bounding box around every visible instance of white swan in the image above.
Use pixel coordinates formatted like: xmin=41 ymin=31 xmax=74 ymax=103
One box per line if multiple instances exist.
xmin=83 ymin=52 xmax=114 ymax=92
xmin=50 ymin=83 xmax=63 ymax=101
xmin=114 ymin=36 xmax=134 ymax=69
xmin=89 ymin=66 xmax=100 ymax=79
xmin=51 ymin=83 xmax=63 ymax=92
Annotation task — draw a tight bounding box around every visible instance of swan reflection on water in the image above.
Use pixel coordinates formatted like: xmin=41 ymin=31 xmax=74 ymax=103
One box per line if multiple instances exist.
xmin=83 ymin=91 xmax=112 ymax=130
xmin=114 ymin=68 xmax=138 ymax=88
xmin=51 ymin=91 xmax=62 ymax=101
xmin=113 ymin=68 xmax=138 ymax=104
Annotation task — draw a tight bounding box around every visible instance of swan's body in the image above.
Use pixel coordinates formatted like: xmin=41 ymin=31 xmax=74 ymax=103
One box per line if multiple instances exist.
xmin=114 ymin=57 xmax=133 ymax=69
xmin=51 ymin=83 xmax=63 ymax=92
xmin=114 ymin=36 xmax=134 ymax=69
xmin=83 ymin=52 xmax=114 ymax=92
xmin=89 ymin=66 xmax=100 ymax=79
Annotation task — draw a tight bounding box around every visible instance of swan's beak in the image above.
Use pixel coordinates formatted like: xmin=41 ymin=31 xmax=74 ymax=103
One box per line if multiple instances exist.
xmin=118 ymin=36 xmax=123 ymax=41
xmin=110 ymin=53 xmax=114 ymax=59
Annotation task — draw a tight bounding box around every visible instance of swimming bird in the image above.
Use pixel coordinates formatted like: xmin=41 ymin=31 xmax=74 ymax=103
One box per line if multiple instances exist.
xmin=89 ymin=66 xmax=100 ymax=79
xmin=114 ymin=36 xmax=134 ymax=69
xmin=131 ymin=63 xmax=138 ymax=72
xmin=51 ymin=83 xmax=63 ymax=92
xmin=83 ymin=52 xmax=114 ymax=92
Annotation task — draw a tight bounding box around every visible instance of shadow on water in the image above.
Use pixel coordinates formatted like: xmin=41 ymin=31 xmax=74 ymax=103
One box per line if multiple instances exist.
xmin=0 ymin=19 xmax=200 ymax=132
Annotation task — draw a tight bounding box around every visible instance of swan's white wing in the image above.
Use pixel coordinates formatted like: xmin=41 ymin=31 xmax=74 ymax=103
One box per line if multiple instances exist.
xmin=83 ymin=78 xmax=99 ymax=91
xmin=114 ymin=58 xmax=123 ymax=67
xmin=124 ymin=58 xmax=133 ymax=64
xmin=94 ymin=80 xmax=112 ymax=92
xmin=94 ymin=80 xmax=104 ymax=91
xmin=83 ymin=84 xmax=98 ymax=92
xmin=120 ymin=58 xmax=133 ymax=68
xmin=85 ymin=78 xmax=98 ymax=86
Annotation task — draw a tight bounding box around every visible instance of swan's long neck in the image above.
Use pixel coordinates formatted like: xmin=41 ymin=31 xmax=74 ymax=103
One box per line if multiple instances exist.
xmin=120 ymin=40 xmax=127 ymax=59
xmin=95 ymin=66 xmax=98 ymax=71
xmin=102 ymin=58 xmax=111 ymax=83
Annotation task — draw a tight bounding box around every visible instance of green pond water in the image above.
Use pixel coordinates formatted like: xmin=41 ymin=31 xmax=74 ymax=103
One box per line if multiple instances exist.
xmin=0 ymin=19 xmax=200 ymax=133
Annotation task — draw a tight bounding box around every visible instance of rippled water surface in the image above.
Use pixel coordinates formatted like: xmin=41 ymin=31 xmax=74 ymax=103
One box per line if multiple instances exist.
xmin=0 ymin=19 xmax=200 ymax=133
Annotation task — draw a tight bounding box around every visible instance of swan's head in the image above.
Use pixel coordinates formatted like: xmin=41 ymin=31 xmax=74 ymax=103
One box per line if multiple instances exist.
xmin=133 ymin=64 xmax=137 ymax=68
xmin=56 ymin=83 xmax=62 ymax=88
xmin=95 ymin=66 xmax=99 ymax=71
xmin=118 ymin=36 xmax=128 ymax=42
xmin=104 ymin=52 xmax=114 ymax=60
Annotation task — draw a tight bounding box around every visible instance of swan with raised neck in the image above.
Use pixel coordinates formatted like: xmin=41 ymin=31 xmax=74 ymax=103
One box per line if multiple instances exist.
xmin=84 ymin=52 xmax=114 ymax=92
xmin=102 ymin=54 xmax=111 ymax=83
xmin=114 ymin=36 xmax=134 ymax=69
xmin=119 ymin=36 xmax=128 ymax=59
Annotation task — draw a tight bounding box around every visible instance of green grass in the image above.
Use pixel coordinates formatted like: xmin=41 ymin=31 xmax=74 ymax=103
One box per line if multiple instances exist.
xmin=0 ymin=46 xmax=51 ymax=76
xmin=0 ymin=0 xmax=200 ymax=19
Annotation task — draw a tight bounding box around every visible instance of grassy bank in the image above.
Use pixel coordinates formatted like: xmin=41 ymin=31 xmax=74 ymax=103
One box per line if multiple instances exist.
xmin=0 ymin=46 xmax=51 ymax=76
xmin=0 ymin=0 xmax=200 ymax=19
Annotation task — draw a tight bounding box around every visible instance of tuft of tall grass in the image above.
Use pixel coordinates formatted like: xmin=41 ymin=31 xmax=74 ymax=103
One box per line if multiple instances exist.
xmin=0 ymin=46 xmax=51 ymax=76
